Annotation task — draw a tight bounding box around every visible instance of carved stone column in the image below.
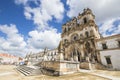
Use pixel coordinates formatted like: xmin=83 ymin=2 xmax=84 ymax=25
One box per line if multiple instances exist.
xmin=44 ymin=55 xmax=47 ymax=61
xmin=75 ymin=49 xmax=78 ymax=61
xmin=71 ymin=52 xmax=74 ymax=61
xmin=74 ymin=56 xmax=78 ymax=62
xmin=60 ymin=53 xmax=64 ymax=61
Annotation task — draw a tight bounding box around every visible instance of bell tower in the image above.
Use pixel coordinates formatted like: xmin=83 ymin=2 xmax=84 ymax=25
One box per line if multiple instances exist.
xmin=78 ymin=8 xmax=95 ymax=24
xmin=77 ymin=8 xmax=100 ymax=39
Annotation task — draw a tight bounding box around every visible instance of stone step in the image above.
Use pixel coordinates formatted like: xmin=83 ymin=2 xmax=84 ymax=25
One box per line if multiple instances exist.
xmin=16 ymin=68 xmax=29 ymax=76
xmin=17 ymin=68 xmax=34 ymax=73
xmin=41 ymin=68 xmax=54 ymax=76
xmin=19 ymin=68 xmax=34 ymax=72
xmin=16 ymin=66 xmax=35 ymax=76
xmin=17 ymin=68 xmax=31 ymax=74
xmin=16 ymin=66 xmax=43 ymax=76
xmin=17 ymin=68 xmax=32 ymax=74
xmin=16 ymin=66 xmax=58 ymax=76
xmin=19 ymin=66 xmax=34 ymax=70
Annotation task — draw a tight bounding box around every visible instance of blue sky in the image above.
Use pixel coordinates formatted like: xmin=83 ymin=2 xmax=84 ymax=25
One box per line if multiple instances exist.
xmin=0 ymin=0 xmax=120 ymax=57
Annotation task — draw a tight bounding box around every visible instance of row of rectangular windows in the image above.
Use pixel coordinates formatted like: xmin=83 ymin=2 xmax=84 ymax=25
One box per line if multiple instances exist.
xmin=102 ymin=41 xmax=120 ymax=50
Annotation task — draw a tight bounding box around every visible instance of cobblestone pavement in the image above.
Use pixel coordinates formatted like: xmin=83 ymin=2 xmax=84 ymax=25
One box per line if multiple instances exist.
xmin=0 ymin=65 xmax=119 ymax=80
xmin=80 ymin=69 xmax=120 ymax=80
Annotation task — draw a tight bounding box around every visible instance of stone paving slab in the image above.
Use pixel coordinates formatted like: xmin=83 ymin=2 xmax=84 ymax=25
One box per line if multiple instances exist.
xmin=0 ymin=72 xmax=14 ymax=76
xmin=0 ymin=65 xmax=120 ymax=80
xmin=80 ymin=69 xmax=120 ymax=80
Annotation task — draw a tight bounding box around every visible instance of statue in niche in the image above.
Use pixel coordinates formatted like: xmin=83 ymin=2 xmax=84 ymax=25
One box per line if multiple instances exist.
xmin=85 ymin=41 xmax=91 ymax=53
xmin=85 ymin=41 xmax=93 ymax=62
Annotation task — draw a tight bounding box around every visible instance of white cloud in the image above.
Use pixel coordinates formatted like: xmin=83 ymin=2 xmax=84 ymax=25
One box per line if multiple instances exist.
xmin=27 ymin=28 xmax=61 ymax=50
xmin=99 ymin=17 xmax=120 ymax=37
xmin=0 ymin=24 xmax=27 ymax=56
xmin=14 ymin=0 xmax=63 ymax=54
xmin=24 ymin=6 xmax=51 ymax=29
xmin=16 ymin=0 xmax=65 ymax=29
xmin=41 ymin=0 xmax=64 ymax=21
xmin=66 ymin=0 xmax=120 ymax=23
xmin=112 ymin=25 xmax=120 ymax=35
xmin=14 ymin=0 xmax=28 ymax=5
xmin=24 ymin=10 xmax=32 ymax=20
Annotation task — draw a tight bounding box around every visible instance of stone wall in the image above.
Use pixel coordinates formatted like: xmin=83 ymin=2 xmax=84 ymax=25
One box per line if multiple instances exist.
xmin=96 ymin=35 xmax=120 ymax=70
xmin=94 ymin=63 xmax=106 ymax=70
xmin=43 ymin=61 xmax=60 ymax=71
xmin=100 ymin=50 xmax=120 ymax=70
xmin=42 ymin=61 xmax=79 ymax=75
xmin=80 ymin=62 xmax=89 ymax=69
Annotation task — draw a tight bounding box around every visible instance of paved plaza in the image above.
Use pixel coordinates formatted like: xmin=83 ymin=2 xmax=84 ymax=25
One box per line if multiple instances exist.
xmin=0 ymin=65 xmax=120 ymax=80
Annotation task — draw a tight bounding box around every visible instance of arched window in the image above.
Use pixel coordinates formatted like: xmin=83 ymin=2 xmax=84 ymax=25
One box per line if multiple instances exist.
xmin=91 ymin=39 xmax=95 ymax=47
xmin=77 ymin=51 xmax=81 ymax=62
xmin=68 ymin=27 xmax=71 ymax=31
xmin=102 ymin=43 xmax=108 ymax=49
xmin=71 ymin=34 xmax=79 ymax=41
xmin=80 ymin=34 xmax=83 ymax=39
xmin=85 ymin=42 xmax=91 ymax=53
xmin=85 ymin=31 xmax=89 ymax=37
xmin=84 ymin=17 xmax=87 ymax=24
xmin=64 ymin=28 xmax=67 ymax=32
xmin=54 ymin=52 xmax=56 ymax=55
xmin=64 ymin=39 xmax=67 ymax=42
xmin=118 ymin=41 xmax=120 ymax=47
xmin=90 ymin=30 xmax=94 ymax=36
xmin=74 ymin=36 xmax=77 ymax=40
xmin=85 ymin=41 xmax=90 ymax=47
xmin=64 ymin=39 xmax=68 ymax=44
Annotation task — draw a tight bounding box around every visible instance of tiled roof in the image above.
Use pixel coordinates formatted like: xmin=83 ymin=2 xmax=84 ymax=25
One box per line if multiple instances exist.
xmin=0 ymin=53 xmax=17 ymax=58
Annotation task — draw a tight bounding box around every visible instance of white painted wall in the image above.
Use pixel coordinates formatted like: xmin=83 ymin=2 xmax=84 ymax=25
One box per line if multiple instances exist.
xmin=96 ymin=38 xmax=119 ymax=50
xmin=100 ymin=50 xmax=120 ymax=70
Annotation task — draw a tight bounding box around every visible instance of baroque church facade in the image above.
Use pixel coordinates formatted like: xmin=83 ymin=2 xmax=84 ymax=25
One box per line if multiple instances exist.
xmin=25 ymin=8 xmax=120 ymax=75
xmin=61 ymin=8 xmax=101 ymax=63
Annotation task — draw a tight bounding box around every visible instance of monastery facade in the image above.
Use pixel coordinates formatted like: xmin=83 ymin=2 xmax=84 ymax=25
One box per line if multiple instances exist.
xmin=25 ymin=8 xmax=120 ymax=75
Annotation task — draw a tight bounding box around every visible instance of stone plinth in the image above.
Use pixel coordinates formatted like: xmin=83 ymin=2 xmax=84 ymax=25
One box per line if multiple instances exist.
xmin=59 ymin=61 xmax=79 ymax=75
xmin=42 ymin=60 xmax=79 ymax=76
